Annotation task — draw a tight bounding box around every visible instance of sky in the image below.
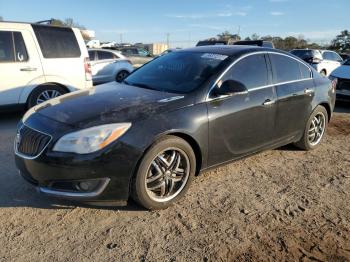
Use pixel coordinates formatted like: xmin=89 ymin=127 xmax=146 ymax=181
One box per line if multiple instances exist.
xmin=0 ymin=0 xmax=349 ymax=47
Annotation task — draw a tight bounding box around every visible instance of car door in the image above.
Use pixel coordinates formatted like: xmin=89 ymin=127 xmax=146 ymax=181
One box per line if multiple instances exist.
xmin=268 ymin=53 xmax=314 ymax=141
xmin=91 ymin=51 xmax=118 ymax=83
xmin=207 ymin=53 xmax=277 ymax=166
xmin=322 ymin=51 xmax=342 ymax=75
xmin=0 ymin=30 xmax=43 ymax=106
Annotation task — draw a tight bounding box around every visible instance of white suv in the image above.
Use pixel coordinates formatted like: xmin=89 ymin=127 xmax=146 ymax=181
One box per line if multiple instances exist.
xmin=0 ymin=21 xmax=93 ymax=110
xmin=291 ymin=49 xmax=343 ymax=77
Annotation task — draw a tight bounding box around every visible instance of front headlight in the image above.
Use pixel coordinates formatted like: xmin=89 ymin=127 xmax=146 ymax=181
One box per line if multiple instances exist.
xmin=53 ymin=123 xmax=131 ymax=154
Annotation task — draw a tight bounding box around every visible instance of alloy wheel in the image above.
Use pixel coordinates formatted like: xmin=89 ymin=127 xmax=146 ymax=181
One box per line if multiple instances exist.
xmin=308 ymin=112 xmax=326 ymax=146
xmin=116 ymin=71 xmax=129 ymax=82
xmin=145 ymin=148 xmax=190 ymax=202
xmin=36 ymin=90 xmax=62 ymax=105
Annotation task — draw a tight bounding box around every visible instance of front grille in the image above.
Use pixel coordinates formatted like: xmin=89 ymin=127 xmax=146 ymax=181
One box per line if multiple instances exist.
xmin=338 ymin=78 xmax=350 ymax=91
xmin=15 ymin=125 xmax=51 ymax=158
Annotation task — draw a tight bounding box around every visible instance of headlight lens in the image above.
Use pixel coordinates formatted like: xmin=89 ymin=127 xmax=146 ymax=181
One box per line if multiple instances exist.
xmin=53 ymin=123 xmax=131 ymax=154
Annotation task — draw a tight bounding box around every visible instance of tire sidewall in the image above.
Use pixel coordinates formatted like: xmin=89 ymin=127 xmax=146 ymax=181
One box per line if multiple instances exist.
xmin=302 ymin=106 xmax=328 ymax=150
xmin=132 ymin=136 xmax=196 ymax=210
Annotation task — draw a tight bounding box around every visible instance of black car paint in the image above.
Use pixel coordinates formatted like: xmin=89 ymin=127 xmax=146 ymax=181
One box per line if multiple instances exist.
xmin=15 ymin=46 xmax=335 ymax=204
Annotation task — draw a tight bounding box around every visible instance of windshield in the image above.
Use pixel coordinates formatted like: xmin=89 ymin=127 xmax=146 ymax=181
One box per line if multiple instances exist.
xmin=124 ymin=51 xmax=229 ymax=93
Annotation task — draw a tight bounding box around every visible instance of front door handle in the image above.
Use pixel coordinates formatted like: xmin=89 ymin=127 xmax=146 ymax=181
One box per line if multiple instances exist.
xmin=20 ymin=67 xmax=37 ymax=72
xmin=304 ymin=88 xmax=314 ymax=95
xmin=262 ymin=99 xmax=275 ymax=106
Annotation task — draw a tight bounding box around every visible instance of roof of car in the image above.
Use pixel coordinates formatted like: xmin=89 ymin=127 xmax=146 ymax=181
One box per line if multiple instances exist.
xmin=179 ymin=45 xmax=285 ymax=57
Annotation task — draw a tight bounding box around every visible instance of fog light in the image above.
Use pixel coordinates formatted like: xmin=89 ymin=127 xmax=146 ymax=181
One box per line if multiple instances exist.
xmin=75 ymin=180 xmax=100 ymax=192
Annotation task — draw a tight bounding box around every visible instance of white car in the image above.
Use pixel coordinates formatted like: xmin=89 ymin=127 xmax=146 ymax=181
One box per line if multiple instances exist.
xmin=86 ymin=39 xmax=100 ymax=48
xmin=0 ymin=21 xmax=93 ymax=110
xmin=329 ymin=58 xmax=350 ymax=102
xmin=291 ymin=49 xmax=343 ymax=76
xmin=88 ymin=49 xmax=134 ymax=85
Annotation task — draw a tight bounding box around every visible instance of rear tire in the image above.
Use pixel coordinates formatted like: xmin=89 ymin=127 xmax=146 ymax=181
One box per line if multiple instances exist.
xmin=294 ymin=106 xmax=328 ymax=150
xmin=320 ymin=70 xmax=327 ymax=77
xmin=131 ymin=136 xmax=196 ymax=210
xmin=116 ymin=70 xmax=129 ymax=83
xmin=28 ymin=84 xmax=67 ymax=109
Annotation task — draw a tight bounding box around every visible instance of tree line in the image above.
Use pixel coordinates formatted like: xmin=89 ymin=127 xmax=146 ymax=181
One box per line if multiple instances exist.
xmin=216 ymin=30 xmax=350 ymax=54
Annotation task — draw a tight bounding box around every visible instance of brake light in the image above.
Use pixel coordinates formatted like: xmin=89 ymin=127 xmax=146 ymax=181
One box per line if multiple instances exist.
xmin=84 ymin=57 xmax=92 ymax=81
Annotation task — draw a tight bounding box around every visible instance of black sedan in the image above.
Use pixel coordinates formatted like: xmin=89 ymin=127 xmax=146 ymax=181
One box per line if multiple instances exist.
xmin=15 ymin=46 xmax=336 ymax=209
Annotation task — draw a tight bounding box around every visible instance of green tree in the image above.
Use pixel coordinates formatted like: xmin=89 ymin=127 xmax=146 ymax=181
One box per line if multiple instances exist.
xmin=217 ymin=31 xmax=241 ymax=43
xmin=329 ymin=30 xmax=350 ymax=53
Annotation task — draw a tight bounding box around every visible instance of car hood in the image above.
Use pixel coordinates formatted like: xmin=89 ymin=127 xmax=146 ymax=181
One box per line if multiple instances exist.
xmin=331 ymin=65 xmax=350 ymax=79
xmin=27 ymin=83 xmax=190 ymax=127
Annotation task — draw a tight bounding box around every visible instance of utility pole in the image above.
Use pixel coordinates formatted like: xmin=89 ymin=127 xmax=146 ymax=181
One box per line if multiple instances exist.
xmin=119 ymin=33 xmax=123 ymax=44
xmin=237 ymin=25 xmax=241 ymax=38
xmin=166 ymin=33 xmax=170 ymax=48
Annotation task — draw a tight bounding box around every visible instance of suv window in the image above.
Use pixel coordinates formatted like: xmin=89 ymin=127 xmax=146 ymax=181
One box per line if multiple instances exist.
xmin=323 ymin=51 xmax=334 ymax=61
xmin=0 ymin=31 xmax=15 ymax=62
xmin=32 ymin=25 xmax=81 ymax=58
xmin=270 ymin=54 xmax=301 ymax=83
xmin=224 ymin=54 xmax=268 ymax=89
xmin=0 ymin=31 xmax=28 ymax=62
xmin=97 ymin=51 xmax=114 ymax=60
xmin=330 ymin=52 xmax=342 ymax=62
xmin=13 ymin=32 xmax=29 ymax=62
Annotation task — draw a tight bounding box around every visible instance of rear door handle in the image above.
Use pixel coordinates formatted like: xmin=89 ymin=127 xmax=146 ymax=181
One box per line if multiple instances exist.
xmin=304 ymin=88 xmax=314 ymax=95
xmin=262 ymin=99 xmax=275 ymax=106
xmin=20 ymin=67 xmax=37 ymax=72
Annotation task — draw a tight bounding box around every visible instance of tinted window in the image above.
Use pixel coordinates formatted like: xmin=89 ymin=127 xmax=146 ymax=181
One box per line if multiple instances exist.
xmin=0 ymin=31 xmax=15 ymax=62
xmin=270 ymin=54 xmax=301 ymax=83
xmin=299 ymin=63 xmax=311 ymax=79
xmin=125 ymin=52 xmax=229 ymax=93
xmin=13 ymin=32 xmax=28 ymax=62
xmin=323 ymin=52 xmax=333 ymax=61
xmin=88 ymin=50 xmax=95 ymax=61
xmin=225 ymin=54 xmax=268 ymax=89
xmin=33 ymin=25 xmax=81 ymax=58
xmin=331 ymin=52 xmax=342 ymax=62
xmin=291 ymin=50 xmax=322 ymax=60
xmin=97 ymin=51 xmax=114 ymax=60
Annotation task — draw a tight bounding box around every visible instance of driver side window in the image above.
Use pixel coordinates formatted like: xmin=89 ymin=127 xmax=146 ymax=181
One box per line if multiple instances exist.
xmin=218 ymin=54 xmax=268 ymax=91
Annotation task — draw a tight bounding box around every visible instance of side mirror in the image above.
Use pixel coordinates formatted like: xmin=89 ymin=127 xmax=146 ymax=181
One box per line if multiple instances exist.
xmin=213 ymin=80 xmax=248 ymax=97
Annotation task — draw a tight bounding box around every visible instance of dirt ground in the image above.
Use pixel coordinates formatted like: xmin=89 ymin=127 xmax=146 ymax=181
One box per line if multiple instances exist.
xmin=0 ymin=107 xmax=349 ymax=261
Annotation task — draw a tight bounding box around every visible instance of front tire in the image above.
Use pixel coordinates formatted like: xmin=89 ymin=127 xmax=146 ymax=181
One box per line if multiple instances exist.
xmin=294 ymin=106 xmax=328 ymax=150
xmin=131 ymin=136 xmax=196 ymax=210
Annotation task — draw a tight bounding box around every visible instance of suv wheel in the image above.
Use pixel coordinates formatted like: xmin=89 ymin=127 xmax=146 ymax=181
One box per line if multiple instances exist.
xmin=294 ymin=106 xmax=328 ymax=150
xmin=131 ymin=136 xmax=196 ymax=210
xmin=28 ymin=85 xmax=67 ymax=108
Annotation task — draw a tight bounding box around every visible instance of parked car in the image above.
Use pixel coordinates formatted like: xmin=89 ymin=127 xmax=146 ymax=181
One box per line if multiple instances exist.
xmin=0 ymin=21 xmax=92 ymax=110
xmin=15 ymin=46 xmax=335 ymax=210
xmin=119 ymin=47 xmax=153 ymax=67
xmin=340 ymin=53 xmax=349 ymax=61
xmin=329 ymin=58 xmax=350 ymax=102
xmin=86 ymin=39 xmax=100 ymax=48
xmin=290 ymin=49 xmax=343 ymax=76
xmin=234 ymin=40 xmax=275 ymax=48
xmin=88 ymin=49 xmax=133 ymax=85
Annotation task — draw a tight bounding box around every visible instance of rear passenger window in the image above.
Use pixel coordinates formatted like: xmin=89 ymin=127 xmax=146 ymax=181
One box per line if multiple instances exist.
xmin=88 ymin=51 xmax=95 ymax=61
xmin=13 ymin=32 xmax=28 ymax=62
xmin=299 ymin=63 xmax=311 ymax=79
xmin=97 ymin=51 xmax=114 ymax=60
xmin=0 ymin=31 xmax=28 ymax=62
xmin=270 ymin=54 xmax=301 ymax=83
xmin=226 ymin=54 xmax=268 ymax=89
xmin=0 ymin=31 xmax=15 ymax=62
xmin=33 ymin=25 xmax=81 ymax=58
